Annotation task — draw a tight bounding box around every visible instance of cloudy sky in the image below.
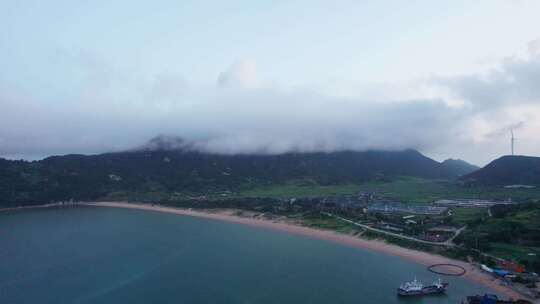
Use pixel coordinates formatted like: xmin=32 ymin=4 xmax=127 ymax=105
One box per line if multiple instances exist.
xmin=1 ymin=0 xmax=539 ymax=165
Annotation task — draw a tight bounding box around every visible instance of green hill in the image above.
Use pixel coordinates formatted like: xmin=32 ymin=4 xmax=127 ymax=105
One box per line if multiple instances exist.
xmin=0 ymin=137 xmax=476 ymax=206
xmin=461 ymin=155 xmax=540 ymax=186
xmin=441 ymin=158 xmax=479 ymax=177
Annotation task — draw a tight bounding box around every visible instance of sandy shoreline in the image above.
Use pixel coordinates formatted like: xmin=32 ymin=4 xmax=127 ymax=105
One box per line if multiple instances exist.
xmin=0 ymin=202 xmax=67 ymax=213
xmin=77 ymin=201 xmax=529 ymax=301
xmin=2 ymin=201 xmax=531 ymax=301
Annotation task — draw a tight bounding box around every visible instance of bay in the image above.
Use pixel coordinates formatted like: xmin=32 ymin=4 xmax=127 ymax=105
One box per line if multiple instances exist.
xmin=0 ymin=206 xmax=492 ymax=303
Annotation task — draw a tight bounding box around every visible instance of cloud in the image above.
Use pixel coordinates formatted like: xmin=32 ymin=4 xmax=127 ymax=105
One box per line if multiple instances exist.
xmin=0 ymin=79 xmax=459 ymax=159
xmin=529 ymin=38 xmax=540 ymax=57
xmin=185 ymin=95 xmax=458 ymax=154
xmin=1 ymin=46 xmax=540 ymax=165
xmin=146 ymin=74 xmax=188 ymax=104
xmin=217 ymin=59 xmax=260 ymax=89
xmin=426 ymin=51 xmax=540 ymax=162
xmin=485 ymin=121 xmax=525 ymax=139
xmin=432 ymin=55 xmax=540 ymax=110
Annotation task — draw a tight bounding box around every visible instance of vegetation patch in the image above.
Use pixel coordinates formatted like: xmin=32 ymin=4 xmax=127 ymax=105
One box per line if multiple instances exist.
xmin=236 ymin=176 xmax=540 ymax=203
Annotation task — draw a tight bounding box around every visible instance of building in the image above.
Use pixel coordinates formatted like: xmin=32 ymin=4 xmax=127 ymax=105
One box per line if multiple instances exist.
xmin=433 ymin=199 xmax=515 ymax=208
xmin=503 ymin=184 xmax=536 ymax=189
xmin=367 ymin=202 xmax=448 ymax=215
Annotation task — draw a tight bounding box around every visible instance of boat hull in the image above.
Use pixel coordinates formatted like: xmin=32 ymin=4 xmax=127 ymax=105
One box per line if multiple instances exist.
xmin=397 ymin=284 xmax=447 ymax=297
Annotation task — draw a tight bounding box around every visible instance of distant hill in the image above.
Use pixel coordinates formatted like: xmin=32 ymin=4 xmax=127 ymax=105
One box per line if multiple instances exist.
xmin=440 ymin=158 xmax=479 ymax=177
xmin=461 ymin=155 xmax=540 ymax=186
xmin=0 ymin=137 xmax=472 ymax=206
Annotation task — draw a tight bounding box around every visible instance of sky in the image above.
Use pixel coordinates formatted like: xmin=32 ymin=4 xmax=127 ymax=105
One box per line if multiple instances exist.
xmin=1 ymin=0 xmax=539 ymax=165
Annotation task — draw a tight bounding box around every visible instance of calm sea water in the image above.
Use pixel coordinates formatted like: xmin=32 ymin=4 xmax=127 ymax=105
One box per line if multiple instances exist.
xmin=0 ymin=206 xmax=493 ymax=304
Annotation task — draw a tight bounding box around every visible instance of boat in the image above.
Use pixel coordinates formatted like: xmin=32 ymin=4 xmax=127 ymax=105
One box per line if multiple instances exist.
xmin=462 ymin=294 xmax=532 ymax=304
xmin=397 ymin=277 xmax=448 ymax=296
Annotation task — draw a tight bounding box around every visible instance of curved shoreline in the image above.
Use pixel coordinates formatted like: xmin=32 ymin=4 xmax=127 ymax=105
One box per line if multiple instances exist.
xmin=80 ymin=201 xmax=528 ymax=301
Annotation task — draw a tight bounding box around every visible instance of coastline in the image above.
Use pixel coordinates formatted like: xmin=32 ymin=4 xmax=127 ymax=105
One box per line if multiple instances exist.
xmin=0 ymin=202 xmax=68 ymax=213
xmin=80 ymin=201 xmax=527 ymax=301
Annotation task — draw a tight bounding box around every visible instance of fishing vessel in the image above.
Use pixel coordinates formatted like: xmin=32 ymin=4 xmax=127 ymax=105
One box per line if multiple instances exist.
xmin=462 ymin=294 xmax=532 ymax=304
xmin=397 ymin=277 xmax=448 ymax=296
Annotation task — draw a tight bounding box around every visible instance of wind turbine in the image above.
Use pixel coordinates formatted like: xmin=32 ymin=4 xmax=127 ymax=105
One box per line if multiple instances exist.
xmin=510 ymin=129 xmax=516 ymax=156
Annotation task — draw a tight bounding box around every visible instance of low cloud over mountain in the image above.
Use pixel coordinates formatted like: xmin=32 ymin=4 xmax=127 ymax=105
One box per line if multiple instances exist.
xmin=1 ymin=39 xmax=540 ymax=164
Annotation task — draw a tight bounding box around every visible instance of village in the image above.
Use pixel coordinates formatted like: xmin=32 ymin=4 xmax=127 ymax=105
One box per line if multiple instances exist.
xmin=270 ymin=193 xmax=510 ymax=243
xmin=273 ymin=193 xmax=539 ymax=299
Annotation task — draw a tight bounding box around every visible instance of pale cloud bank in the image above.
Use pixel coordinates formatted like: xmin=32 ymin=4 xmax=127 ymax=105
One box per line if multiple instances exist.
xmin=529 ymin=38 xmax=540 ymax=57
xmin=1 ymin=40 xmax=540 ymax=165
xmin=217 ymin=59 xmax=261 ymax=89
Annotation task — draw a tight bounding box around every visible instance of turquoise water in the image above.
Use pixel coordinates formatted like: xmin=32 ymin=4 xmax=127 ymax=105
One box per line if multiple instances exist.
xmin=0 ymin=206 xmax=492 ymax=304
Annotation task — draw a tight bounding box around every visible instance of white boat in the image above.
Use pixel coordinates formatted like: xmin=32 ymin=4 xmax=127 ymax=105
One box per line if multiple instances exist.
xmin=397 ymin=277 xmax=448 ymax=297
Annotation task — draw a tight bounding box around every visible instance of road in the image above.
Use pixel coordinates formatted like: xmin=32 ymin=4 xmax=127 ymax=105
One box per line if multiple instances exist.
xmin=321 ymin=212 xmax=465 ymax=247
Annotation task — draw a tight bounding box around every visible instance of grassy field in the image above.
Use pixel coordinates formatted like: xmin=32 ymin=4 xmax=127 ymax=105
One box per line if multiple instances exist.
xmin=101 ymin=176 xmax=539 ymax=205
xmin=297 ymin=213 xmax=359 ymax=234
xmin=238 ymin=181 xmax=360 ymax=198
xmin=451 ymin=208 xmax=488 ymax=226
xmin=488 ymin=243 xmax=540 ymax=264
xmin=458 ymin=206 xmax=540 ymax=266
xmin=237 ymin=176 xmax=540 ymax=203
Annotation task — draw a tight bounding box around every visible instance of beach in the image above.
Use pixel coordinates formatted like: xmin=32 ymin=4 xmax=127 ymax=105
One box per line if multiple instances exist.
xmin=80 ymin=201 xmax=529 ymax=301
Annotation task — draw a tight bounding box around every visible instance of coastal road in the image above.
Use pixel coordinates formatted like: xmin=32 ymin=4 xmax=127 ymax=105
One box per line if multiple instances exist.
xmin=446 ymin=226 xmax=466 ymax=244
xmin=321 ymin=212 xmax=464 ymax=247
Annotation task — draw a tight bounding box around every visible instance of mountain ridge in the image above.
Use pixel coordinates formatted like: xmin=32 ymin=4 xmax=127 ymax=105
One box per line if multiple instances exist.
xmin=441 ymin=158 xmax=479 ymax=177
xmin=0 ymin=137 xmax=477 ymax=206
xmin=461 ymin=155 xmax=540 ymax=186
